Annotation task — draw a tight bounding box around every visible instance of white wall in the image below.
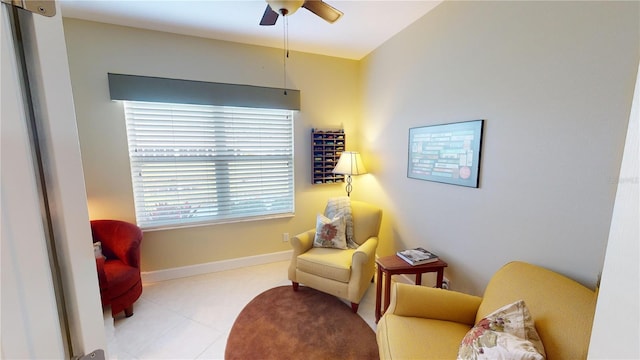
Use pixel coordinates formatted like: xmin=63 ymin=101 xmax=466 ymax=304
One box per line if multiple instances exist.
xmin=588 ymin=63 xmax=639 ymax=359
xmin=360 ymin=1 xmax=639 ymax=294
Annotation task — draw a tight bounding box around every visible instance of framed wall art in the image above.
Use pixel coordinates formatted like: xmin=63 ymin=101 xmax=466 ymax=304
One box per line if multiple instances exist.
xmin=407 ymin=120 xmax=484 ymax=188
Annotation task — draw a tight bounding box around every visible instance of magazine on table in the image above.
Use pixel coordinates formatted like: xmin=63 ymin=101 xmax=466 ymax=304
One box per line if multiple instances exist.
xmin=396 ymin=247 xmax=439 ymax=266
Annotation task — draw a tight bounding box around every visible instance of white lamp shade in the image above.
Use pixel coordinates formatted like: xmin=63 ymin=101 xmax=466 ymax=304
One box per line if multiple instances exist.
xmin=332 ymin=151 xmax=367 ymax=175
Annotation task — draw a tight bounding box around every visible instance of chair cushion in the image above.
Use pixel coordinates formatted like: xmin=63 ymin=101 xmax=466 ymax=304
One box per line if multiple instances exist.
xmin=103 ymin=260 xmax=140 ymax=299
xmin=297 ymin=248 xmax=355 ymax=283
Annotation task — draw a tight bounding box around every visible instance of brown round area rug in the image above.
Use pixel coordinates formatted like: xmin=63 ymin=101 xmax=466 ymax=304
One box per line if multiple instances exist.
xmin=225 ymin=285 xmax=379 ymax=360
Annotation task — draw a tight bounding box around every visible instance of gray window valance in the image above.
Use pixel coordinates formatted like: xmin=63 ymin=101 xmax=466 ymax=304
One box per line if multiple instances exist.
xmin=108 ymin=73 xmax=300 ymax=110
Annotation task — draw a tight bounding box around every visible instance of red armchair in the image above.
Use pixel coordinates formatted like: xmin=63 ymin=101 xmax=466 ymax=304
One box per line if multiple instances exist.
xmin=91 ymin=220 xmax=143 ymax=318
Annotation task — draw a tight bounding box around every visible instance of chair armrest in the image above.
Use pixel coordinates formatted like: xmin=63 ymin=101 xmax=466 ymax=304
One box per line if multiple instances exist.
xmin=290 ymin=228 xmax=315 ymax=256
xmin=385 ymin=282 xmax=482 ymax=326
xmin=352 ymin=236 xmax=378 ymax=266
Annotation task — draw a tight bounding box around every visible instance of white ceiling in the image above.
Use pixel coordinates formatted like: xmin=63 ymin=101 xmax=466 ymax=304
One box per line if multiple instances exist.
xmin=59 ymin=0 xmax=442 ymax=60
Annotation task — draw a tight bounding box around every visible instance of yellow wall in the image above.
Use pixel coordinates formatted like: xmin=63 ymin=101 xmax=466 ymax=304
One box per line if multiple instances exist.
xmin=63 ymin=19 xmax=361 ymax=271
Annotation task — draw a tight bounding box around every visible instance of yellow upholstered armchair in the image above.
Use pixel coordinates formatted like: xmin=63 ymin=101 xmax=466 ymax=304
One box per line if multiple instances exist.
xmin=288 ymin=200 xmax=382 ymax=312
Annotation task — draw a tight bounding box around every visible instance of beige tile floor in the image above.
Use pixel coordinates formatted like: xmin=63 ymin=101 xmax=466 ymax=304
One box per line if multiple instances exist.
xmin=106 ymin=260 xmax=378 ymax=359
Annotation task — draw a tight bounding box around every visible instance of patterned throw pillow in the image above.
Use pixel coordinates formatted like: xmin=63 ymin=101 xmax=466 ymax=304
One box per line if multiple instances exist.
xmin=93 ymin=241 xmax=105 ymax=259
xmin=458 ymin=300 xmax=546 ymax=360
xmin=313 ymin=212 xmax=347 ymax=249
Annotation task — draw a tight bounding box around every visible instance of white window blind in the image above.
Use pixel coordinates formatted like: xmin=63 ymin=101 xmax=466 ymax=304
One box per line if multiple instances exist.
xmin=123 ymin=101 xmax=294 ymax=229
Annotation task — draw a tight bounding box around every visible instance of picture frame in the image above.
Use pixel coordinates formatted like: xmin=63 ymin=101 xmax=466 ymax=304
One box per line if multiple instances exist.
xmin=407 ymin=120 xmax=484 ymax=188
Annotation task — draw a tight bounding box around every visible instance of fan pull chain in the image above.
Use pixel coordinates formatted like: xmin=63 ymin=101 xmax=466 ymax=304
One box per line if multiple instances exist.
xmin=283 ymin=15 xmax=289 ymax=95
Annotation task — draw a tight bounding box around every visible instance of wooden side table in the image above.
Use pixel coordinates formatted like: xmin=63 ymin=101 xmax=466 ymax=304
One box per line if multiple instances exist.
xmin=375 ymin=255 xmax=448 ymax=322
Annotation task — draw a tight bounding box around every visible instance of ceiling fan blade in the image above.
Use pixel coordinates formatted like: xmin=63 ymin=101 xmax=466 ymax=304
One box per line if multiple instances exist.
xmin=302 ymin=0 xmax=343 ymax=23
xmin=259 ymin=5 xmax=279 ymax=26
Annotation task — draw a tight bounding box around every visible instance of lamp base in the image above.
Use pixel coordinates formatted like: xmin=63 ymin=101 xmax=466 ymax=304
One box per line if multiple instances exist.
xmin=345 ymin=175 xmax=353 ymax=197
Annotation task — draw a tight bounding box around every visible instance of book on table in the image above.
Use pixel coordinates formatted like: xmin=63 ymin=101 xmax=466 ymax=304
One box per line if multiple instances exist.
xmin=396 ymin=247 xmax=439 ymax=266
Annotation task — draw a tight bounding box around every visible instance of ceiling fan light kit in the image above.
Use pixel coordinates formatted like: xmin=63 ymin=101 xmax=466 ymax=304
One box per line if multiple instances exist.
xmin=260 ymin=0 xmax=343 ymax=26
xmin=266 ymin=0 xmax=305 ymax=15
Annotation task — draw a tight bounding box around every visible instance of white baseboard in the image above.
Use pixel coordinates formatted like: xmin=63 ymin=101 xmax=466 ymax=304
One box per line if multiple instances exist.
xmin=397 ymin=274 xmax=415 ymax=284
xmin=141 ymin=250 xmax=293 ymax=284
xmin=393 ymin=274 xmax=445 ymax=288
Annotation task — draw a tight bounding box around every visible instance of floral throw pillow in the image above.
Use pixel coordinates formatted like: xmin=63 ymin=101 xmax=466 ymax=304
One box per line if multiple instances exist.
xmin=313 ymin=212 xmax=347 ymax=249
xmin=457 ymin=300 xmax=546 ymax=360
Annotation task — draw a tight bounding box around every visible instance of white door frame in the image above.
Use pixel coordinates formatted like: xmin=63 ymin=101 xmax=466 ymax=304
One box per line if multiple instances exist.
xmin=1 ymin=2 xmax=106 ymax=358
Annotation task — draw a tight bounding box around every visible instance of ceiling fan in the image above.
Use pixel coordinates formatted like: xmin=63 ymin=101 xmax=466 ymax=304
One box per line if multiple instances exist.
xmin=259 ymin=0 xmax=343 ymax=26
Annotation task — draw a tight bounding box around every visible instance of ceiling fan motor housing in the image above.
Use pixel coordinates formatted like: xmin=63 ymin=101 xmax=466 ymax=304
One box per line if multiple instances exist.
xmin=266 ymin=0 xmax=304 ymax=15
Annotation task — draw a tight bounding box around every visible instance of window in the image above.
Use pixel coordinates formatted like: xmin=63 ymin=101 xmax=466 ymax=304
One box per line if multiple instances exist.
xmin=123 ymin=101 xmax=294 ymax=229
